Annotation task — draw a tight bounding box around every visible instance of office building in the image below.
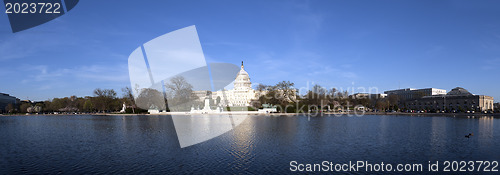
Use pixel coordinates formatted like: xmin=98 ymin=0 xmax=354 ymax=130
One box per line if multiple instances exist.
xmin=404 ymin=87 xmax=494 ymax=112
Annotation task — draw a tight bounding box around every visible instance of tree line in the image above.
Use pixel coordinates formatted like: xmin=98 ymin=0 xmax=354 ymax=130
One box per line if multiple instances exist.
xmin=2 ymin=80 xmax=402 ymax=114
xmin=252 ymin=81 xmax=400 ymax=113
xmin=2 ymin=87 xmax=141 ymax=114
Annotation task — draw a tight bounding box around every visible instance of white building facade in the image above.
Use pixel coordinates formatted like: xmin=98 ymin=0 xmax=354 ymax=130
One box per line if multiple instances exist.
xmin=194 ymin=62 xmax=264 ymax=107
xmin=384 ymin=88 xmax=447 ymax=101
xmin=404 ymin=87 xmax=494 ymax=112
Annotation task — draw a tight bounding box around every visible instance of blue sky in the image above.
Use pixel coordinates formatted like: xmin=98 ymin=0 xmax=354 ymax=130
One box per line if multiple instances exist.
xmin=0 ymin=0 xmax=499 ymax=102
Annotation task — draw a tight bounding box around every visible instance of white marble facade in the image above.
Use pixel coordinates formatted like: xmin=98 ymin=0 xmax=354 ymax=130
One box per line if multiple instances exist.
xmin=194 ymin=62 xmax=264 ymax=107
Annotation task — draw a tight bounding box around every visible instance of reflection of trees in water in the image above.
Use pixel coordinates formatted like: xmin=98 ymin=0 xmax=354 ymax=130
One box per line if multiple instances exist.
xmin=164 ymin=76 xmax=201 ymax=111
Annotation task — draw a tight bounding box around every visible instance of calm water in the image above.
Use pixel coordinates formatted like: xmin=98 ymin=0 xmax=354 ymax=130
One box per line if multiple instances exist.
xmin=0 ymin=115 xmax=498 ymax=174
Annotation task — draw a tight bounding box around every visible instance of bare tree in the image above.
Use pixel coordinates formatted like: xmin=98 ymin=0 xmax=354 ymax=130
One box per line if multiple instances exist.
xmin=122 ymin=86 xmax=136 ymax=113
xmin=256 ymin=84 xmax=268 ymax=91
xmin=166 ymin=76 xmax=194 ymax=100
xmin=164 ymin=76 xmax=196 ymax=111
xmin=276 ymin=81 xmax=295 ymax=103
xmin=135 ymin=88 xmax=166 ymax=110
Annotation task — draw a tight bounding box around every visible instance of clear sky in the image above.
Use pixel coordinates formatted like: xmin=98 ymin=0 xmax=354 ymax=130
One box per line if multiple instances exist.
xmin=0 ymin=0 xmax=499 ymax=102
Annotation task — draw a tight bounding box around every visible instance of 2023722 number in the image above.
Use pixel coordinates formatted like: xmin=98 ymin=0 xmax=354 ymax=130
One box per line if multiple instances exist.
xmin=443 ymin=161 xmax=498 ymax=172
xmin=5 ymin=3 xmax=61 ymax=14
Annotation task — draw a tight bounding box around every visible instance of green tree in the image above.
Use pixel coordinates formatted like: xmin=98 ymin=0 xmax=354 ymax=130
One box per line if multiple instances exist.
xmin=83 ymin=99 xmax=94 ymax=112
xmin=375 ymin=100 xmax=388 ymax=111
xmin=20 ymin=103 xmax=31 ymax=113
xmin=50 ymin=98 xmax=65 ymax=111
xmin=5 ymin=103 xmax=15 ymax=113
xmin=387 ymin=94 xmax=400 ymax=111
xmin=93 ymin=88 xmax=117 ymax=112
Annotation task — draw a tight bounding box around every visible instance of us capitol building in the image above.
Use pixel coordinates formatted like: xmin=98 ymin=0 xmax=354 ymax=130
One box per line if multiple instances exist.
xmin=193 ymin=62 xmax=265 ymax=107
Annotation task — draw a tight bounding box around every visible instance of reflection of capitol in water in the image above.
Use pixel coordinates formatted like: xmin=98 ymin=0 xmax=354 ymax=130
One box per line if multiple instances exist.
xmin=193 ymin=62 xmax=265 ymax=107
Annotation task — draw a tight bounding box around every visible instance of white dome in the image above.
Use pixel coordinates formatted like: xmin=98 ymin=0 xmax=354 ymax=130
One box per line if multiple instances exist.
xmin=234 ymin=61 xmax=252 ymax=91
